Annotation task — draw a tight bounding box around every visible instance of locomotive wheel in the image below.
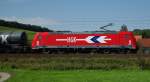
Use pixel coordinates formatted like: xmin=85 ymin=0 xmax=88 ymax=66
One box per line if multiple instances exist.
xmin=103 ymin=49 xmax=111 ymax=54
xmin=42 ymin=48 xmax=51 ymax=54
xmin=90 ymin=49 xmax=97 ymax=55
xmin=124 ymin=50 xmax=130 ymax=54
xmin=119 ymin=49 xmax=126 ymax=54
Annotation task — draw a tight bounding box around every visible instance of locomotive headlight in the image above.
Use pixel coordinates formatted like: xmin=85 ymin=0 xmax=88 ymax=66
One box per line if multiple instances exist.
xmin=128 ymin=40 xmax=131 ymax=45
xmin=36 ymin=41 xmax=39 ymax=46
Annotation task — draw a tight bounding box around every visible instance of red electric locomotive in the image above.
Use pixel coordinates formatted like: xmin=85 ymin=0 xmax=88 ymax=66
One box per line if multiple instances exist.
xmin=32 ymin=30 xmax=137 ymax=53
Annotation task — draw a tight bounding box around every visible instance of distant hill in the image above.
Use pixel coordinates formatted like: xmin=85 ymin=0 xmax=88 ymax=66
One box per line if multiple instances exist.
xmin=0 ymin=19 xmax=53 ymax=32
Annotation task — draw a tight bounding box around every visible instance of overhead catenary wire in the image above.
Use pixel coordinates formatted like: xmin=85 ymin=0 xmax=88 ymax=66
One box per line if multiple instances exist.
xmin=48 ymin=19 xmax=150 ymax=31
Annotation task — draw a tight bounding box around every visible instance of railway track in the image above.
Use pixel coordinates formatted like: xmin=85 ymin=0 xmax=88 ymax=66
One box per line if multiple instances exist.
xmin=0 ymin=53 xmax=145 ymax=57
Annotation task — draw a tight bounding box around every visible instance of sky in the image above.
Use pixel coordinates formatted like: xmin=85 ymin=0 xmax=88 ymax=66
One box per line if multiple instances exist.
xmin=0 ymin=0 xmax=150 ymax=31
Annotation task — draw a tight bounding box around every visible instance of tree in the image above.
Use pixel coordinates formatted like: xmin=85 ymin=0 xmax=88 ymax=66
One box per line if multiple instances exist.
xmin=0 ymin=19 xmax=53 ymax=32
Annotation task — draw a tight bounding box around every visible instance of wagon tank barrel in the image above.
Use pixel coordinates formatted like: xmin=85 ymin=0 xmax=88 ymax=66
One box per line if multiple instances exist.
xmin=0 ymin=32 xmax=27 ymax=45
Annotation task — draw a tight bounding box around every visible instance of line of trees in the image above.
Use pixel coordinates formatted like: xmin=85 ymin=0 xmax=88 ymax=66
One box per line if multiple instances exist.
xmin=133 ymin=29 xmax=150 ymax=38
xmin=0 ymin=19 xmax=53 ymax=32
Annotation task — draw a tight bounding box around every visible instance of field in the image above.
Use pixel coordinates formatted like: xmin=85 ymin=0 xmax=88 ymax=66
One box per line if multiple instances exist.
xmin=1 ymin=69 xmax=150 ymax=82
xmin=0 ymin=53 xmax=150 ymax=82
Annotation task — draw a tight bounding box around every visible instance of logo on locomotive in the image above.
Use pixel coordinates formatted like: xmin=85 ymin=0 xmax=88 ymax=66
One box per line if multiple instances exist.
xmin=56 ymin=36 xmax=111 ymax=43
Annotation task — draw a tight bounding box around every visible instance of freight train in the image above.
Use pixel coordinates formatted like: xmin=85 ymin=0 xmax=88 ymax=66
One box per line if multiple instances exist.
xmin=0 ymin=30 xmax=137 ymax=54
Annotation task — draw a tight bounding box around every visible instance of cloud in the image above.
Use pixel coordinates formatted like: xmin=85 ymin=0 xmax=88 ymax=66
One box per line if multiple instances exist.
xmin=1 ymin=16 xmax=60 ymax=26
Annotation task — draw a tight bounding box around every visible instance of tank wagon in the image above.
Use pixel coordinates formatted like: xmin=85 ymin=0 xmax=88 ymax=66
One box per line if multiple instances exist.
xmin=0 ymin=32 xmax=28 ymax=52
xmin=32 ymin=31 xmax=137 ymax=54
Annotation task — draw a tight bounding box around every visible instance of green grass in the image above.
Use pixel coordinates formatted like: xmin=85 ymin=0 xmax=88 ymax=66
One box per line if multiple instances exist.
xmin=0 ymin=26 xmax=35 ymax=43
xmin=2 ymin=69 xmax=150 ymax=82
